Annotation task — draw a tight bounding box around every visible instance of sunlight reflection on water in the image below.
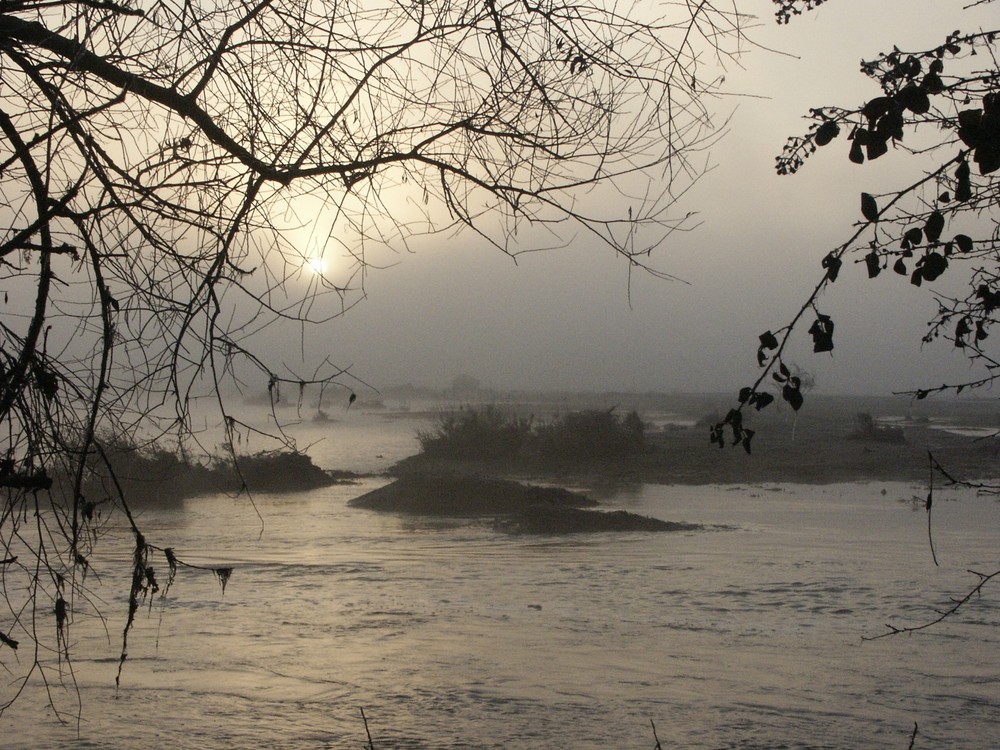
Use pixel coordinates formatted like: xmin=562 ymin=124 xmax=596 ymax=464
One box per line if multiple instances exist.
xmin=4 ymin=476 xmax=1000 ymax=748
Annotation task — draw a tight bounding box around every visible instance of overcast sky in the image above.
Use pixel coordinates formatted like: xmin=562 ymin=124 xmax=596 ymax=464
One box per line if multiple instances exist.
xmin=292 ymin=0 xmax=997 ymax=398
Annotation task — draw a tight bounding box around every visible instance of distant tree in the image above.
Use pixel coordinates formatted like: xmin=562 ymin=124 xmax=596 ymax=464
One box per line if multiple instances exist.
xmin=0 ymin=0 xmax=747 ymax=716
xmin=718 ymin=0 xmax=1000 ymax=635
xmin=449 ymin=374 xmax=483 ymax=397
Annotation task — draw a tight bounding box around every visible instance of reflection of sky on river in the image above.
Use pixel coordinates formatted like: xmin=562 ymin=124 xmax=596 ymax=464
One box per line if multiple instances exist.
xmin=9 ymin=475 xmax=999 ymax=749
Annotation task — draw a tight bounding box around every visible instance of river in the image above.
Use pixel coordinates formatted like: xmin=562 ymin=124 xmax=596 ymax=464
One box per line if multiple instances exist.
xmin=2 ymin=408 xmax=999 ymax=748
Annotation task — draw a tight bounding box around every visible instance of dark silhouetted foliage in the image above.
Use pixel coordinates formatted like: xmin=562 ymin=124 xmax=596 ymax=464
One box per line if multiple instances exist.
xmin=417 ymin=405 xmax=534 ymax=460
xmin=0 ymin=0 xmax=744 ymax=712
xmin=716 ymin=0 xmax=1000 ymax=451
xmin=417 ymin=405 xmax=648 ymax=463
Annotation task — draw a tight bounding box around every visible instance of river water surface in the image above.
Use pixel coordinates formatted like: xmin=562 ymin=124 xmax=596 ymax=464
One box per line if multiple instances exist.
xmin=3 ymin=411 xmax=999 ymax=748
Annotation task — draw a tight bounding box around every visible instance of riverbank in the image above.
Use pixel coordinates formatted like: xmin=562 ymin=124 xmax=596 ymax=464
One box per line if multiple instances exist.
xmin=389 ymin=396 xmax=1000 ymax=488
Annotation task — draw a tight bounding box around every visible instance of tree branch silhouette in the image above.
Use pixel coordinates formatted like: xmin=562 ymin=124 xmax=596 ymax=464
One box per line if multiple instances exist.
xmin=0 ymin=0 xmax=748 ymax=716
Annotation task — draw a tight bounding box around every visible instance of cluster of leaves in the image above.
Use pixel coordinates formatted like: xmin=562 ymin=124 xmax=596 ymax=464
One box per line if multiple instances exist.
xmin=772 ymin=0 xmax=829 ymax=26
xmin=720 ymin=9 xmax=1000 ymax=454
xmin=711 ymin=355 xmax=806 ymax=453
xmin=417 ymin=405 xmax=647 ymax=462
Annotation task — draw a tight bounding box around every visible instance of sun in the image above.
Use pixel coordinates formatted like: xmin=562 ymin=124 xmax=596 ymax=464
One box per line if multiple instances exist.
xmin=305 ymin=256 xmax=329 ymax=275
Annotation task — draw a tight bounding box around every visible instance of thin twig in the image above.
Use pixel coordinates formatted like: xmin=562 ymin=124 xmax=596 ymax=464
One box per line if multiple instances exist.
xmin=926 ymin=452 xmax=938 ymax=567
xmin=361 ymin=707 xmax=375 ymax=750
xmin=651 ymin=718 xmax=663 ymax=749
xmin=865 ymin=568 xmax=1000 ymax=640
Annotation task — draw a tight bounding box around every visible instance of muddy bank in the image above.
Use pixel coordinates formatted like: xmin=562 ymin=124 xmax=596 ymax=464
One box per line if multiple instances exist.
xmin=348 ymin=474 xmax=695 ymax=534
xmin=495 ymin=506 xmax=703 ymax=535
xmin=349 ymin=474 xmax=595 ymax=515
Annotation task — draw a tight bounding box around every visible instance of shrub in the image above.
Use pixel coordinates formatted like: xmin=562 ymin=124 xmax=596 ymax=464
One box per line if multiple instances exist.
xmin=417 ymin=405 xmax=647 ymax=462
xmin=417 ymin=405 xmax=533 ymax=460
xmin=529 ymin=408 xmax=647 ymax=460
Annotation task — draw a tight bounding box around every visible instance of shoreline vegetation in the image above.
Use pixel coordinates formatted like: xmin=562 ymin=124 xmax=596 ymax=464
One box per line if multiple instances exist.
xmin=352 ymin=395 xmax=1000 ymax=533
xmin=89 ymin=394 xmax=999 ymax=533
xmin=75 ymin=440 xmax=360 ymax=505
xmin=390 ymin=395 xmax=1000 ymax=487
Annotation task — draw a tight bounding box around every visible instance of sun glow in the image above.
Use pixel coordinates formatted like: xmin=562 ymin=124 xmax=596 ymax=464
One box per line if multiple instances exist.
xmin=305 ymin=256 xmax=329 ymax=275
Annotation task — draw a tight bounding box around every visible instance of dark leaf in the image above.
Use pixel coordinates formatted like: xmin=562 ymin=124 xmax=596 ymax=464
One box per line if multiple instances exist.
xmin=759 ymin=331 xmax=779 ymax=350
xmin=955 ymin=317 xmax=971 ymax=346
xmin=976 ymin=320 xmax=989 ymax=342
xmin=975 ymin=142 xmax=1000 ymax=175
xmin=920 ymin=71 xmax=944 ymax=94
xmin=815 ymin=120 xmax=840 ymax=146
xmin=866 ymin=134 xmax=889 ymax=161
xmin=954 ymin=234 xmax=974 ymax=253
xmin=894 ymin=257 xmax=908 ymax=275
xmin=897 ymin=85 xmax=930 ymax=114
xmin=822 ymin=253 xmax=842 ymax=281
xmin=741 ymin=429 xmax=755 ymax=455
xmin=910 ymin=268 xmax=923 ymax=287
xmin=738 ymin=387 xmax=753 ymax=404
xmin=916 ymin=251 xmax=948 ymax=281
xmin=861 ymin=192 xmax=879 ymax=223
xmin=955 ymin=160 xmax=972 ymax=202
xmin=849 ymin=138 xmax=865 ymax=164
xmin=215 ymin=568 xmax=234 ymax=595
xmin=916 ymin=389 xmax=929 ymax=400
xmin=865 ymin=250 xmax=881 ymax=278
xmin=710 ymin=424 xmax=725 ymax=449
xmin=978 ymin=285 xmax=1000 ymax=313
xmin=924 ymin=210 xmax=945 ymax=243
xmin=875 ymin=109 xmax=905 ymax=142
xmin=808 ymin=314 xmax=835 ymax=354
xmin=985 ymin=92 xmax=1000 ymax=115
xmin=958 ymin=108 xmax=983 ymax=148
xmin=861 ymin=96 xmax=894 ymax=123
xmin=782 ymin=383 xmax=805 ymax=411
xmin=753 ymin=392 xmax=775 ymax=411
xmin=903 ymin=227 xmax=923 ymax=248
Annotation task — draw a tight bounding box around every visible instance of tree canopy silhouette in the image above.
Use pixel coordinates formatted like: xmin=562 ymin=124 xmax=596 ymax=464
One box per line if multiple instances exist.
xmin=716 ymin=0 xmax=1000 ymax=450
xmin=714 ymin=0 xmax=1000 ymax=639
xmin=0 ymin=0 xmax=747 ymax=714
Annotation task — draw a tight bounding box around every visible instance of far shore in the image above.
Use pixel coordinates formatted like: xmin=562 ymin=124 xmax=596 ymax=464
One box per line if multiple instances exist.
xmin=389 ymin=396 xmax=1000 ymax=489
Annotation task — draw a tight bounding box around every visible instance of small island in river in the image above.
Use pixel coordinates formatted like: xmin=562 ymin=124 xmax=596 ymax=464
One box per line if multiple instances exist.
xmin=348 ymin=394 xmax=1000 ymax=534
xmin=348 ymin=473 xmax=701 ymax=534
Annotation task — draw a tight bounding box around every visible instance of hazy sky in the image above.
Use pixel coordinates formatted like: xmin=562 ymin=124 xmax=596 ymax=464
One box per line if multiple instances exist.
xmin=294 ymin=0 xmax=997 ymax=397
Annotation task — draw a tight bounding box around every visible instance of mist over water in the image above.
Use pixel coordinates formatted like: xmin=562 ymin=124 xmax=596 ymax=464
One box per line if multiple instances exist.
xmin=5 ymin=408 xmax=999 ymax=749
